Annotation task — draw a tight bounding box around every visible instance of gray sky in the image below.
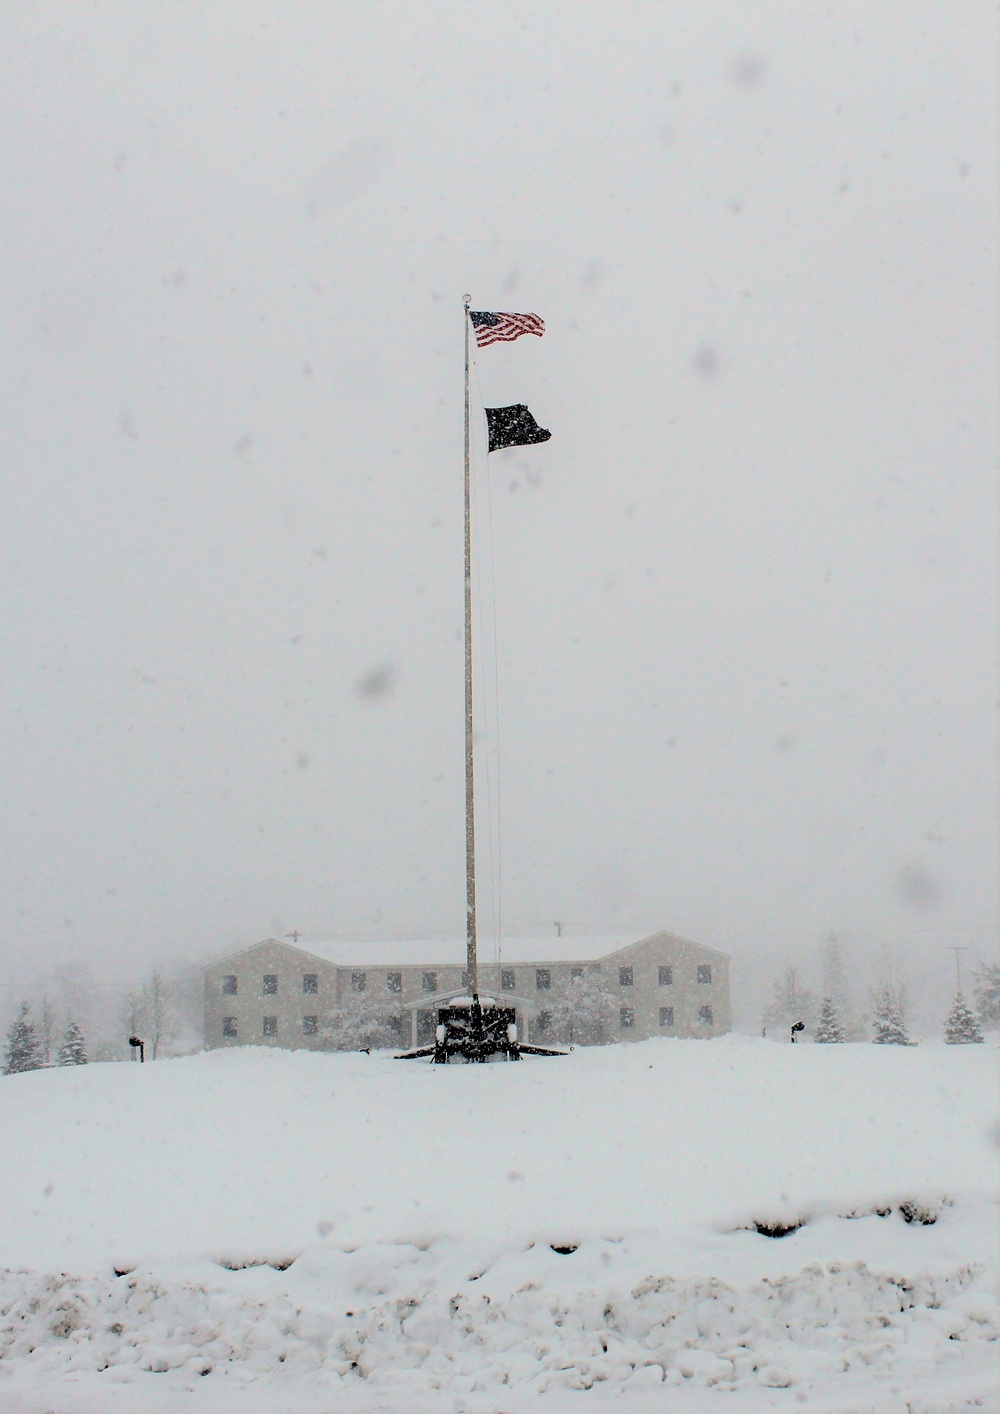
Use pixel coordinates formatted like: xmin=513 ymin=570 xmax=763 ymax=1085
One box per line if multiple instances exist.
xmin=1 ymin=1 xmax=996 ymax=988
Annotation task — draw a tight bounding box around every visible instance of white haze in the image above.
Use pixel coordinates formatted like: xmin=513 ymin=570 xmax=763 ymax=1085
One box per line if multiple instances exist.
xmin=0 ymin=3 xmax=996 ymax=1023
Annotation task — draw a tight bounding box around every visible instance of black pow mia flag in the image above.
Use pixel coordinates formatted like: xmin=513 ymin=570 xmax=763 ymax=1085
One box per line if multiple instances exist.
xmin=484 ymin=405 xmax=551 ymax=453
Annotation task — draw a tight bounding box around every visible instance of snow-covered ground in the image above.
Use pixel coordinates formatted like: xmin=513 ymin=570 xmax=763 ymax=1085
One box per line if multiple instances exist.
xmin=0 ymin=1036 xmax=996 ymax=1412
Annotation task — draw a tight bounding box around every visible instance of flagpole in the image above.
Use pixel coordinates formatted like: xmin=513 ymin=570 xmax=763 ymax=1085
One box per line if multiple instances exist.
xmin=463 ymin=294 xmax=478 ymax=997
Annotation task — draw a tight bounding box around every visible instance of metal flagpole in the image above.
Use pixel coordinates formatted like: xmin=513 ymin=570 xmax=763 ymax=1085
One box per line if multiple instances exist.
xmin=463 ymin=294 xmax=478 ymax=996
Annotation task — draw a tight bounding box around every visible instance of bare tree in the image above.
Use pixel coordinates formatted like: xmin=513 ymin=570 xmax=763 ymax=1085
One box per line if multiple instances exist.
xmin=147 ymin=969 xmax=175 ymax=1059
xmin=38 ymin=994 xmax=56 ymax=1066
xmin=118 ymin=987 xmax=148 ymax=1049
xmin=321 ymin=992 xmax=401 ymax=1050
xmin=545 ymin=971 xmax=616 ymax=1045
xmin=973 ymin=961 xmax=1000 ymax=1031
xmin=763 ymin=966 xmax=818 ymax=1037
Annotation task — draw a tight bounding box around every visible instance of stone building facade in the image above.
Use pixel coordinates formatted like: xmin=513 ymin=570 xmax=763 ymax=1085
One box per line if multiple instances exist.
xmin=203 ymin=932 xmax=731 ymax=1051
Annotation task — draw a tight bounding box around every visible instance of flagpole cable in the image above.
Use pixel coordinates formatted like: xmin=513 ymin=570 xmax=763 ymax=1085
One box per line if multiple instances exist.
xmin=463 ymin=295 xmax=478 ymax=997
xmin=471 ymin=361 xmax=500 ymax=968
xmin=486 ymin=432 xmax=504 ymax=968
xmin=471 ymin=353 xmax=504 ymax=970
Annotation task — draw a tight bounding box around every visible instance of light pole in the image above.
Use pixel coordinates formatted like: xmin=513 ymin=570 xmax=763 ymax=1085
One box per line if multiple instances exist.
xmin=947 ymin=945 xmax=969 ymax=992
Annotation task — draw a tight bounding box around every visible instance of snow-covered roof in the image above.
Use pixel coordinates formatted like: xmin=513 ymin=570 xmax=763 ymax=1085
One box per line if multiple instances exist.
xmin=271 ymin=933 xmax=647 ymax=968
xmin=205 ymin=930 xmax=729 ymax=970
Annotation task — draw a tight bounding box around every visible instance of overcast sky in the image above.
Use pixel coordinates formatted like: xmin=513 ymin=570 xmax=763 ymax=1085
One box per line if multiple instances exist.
xmin=1 ymin=1 xmax=996 ymax=989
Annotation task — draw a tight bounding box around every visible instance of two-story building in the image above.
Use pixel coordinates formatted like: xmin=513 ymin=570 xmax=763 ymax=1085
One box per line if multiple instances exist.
xmin=203 ymin=931 xmax=731 ymax=1050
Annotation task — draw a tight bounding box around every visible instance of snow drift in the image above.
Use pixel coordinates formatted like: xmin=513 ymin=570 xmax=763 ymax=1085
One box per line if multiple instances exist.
xmin=0 ymin=1035 xmax=995 ymax=1412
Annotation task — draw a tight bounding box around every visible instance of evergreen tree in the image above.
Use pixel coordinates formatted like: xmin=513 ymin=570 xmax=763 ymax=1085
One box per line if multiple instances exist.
xmin=870 ymin=983 xmax=910 ymax=1045
xmin=818 ymin=934 xmax=862 ymax=1037
xmin=814 ymin=995 xmax=845 ymax=1043
xmin=944 ymin=991 xmax=984 ymax=1044
xmin=545 ymin=970 xmax=616 ymax=1046
xmin=4 ymin=1002 xmax=43 ymax=1074
xmin=56 ymin=1018 xmax=89 ymax=1065
xmin=972 ymin=961 xmax=1000 ymax=1031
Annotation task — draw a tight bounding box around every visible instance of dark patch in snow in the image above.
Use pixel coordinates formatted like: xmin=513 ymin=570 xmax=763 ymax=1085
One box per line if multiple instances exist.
xmin=899 ymin=1200 xmax=942 ymax=1226
xmin=215 ymin=1255 xmax=298 ymax=1271
xmin=753 ymin=1219 xmax=803 ymax=1239
xmin=737 ymin=1195 xmax=951 ymax=1237
xmin=550 ymin=1244 xmax=579 ymax=1255
xmin=841 ymin=1197 xmax=949 ymax=1225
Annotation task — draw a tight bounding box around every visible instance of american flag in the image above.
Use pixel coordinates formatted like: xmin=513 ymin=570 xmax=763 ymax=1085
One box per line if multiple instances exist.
xmin=469 ymin=310 xmax=545 ymax=348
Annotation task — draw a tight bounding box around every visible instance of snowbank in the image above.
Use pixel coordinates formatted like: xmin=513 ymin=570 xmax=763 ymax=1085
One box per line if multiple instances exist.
xmin=0 ymin=1036 xmax=995 ymax=1411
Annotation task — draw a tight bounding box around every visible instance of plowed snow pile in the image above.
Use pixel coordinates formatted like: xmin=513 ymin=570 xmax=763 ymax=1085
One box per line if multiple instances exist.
xmin=0 ymin=1037 xmax=995 ymax=1412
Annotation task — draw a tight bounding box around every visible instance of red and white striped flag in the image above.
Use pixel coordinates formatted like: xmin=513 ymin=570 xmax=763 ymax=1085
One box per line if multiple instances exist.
xmin=469 ymin=310 xmax=545 ymax=348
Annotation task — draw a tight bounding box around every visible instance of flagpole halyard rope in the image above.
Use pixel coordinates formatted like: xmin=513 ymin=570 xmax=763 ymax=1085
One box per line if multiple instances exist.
xmin=471 ymin=352 xmax=504 ymax=971
xmin=463 ymin=295 xmax=478 ymax=997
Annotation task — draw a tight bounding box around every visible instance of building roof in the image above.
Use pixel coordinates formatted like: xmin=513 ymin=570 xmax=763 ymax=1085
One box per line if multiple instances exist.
xmin=205 ymin=930 xmax=729 ymax=971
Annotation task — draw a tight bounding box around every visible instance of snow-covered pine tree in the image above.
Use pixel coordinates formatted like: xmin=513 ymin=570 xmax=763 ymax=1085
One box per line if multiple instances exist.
xmin=944 ymin=991 xmax=984 ymax=1044
xmin=870 ymin=983 xmax=910 ymax=1045
xmin=972 ymin=961 xmax=1000 ymax=1031
xmin=4 ymin=1002 xmax=43 ymax=1074
xmin=814 ymin=995 xmax=845 ymax=1043
xmin=56 ymin=1018 xmax=89 ymax=1065
xmin=819 ymin=933 xmax=865 ymax=1039
xmin=545 ymin=970 xmax=616 ymax=1046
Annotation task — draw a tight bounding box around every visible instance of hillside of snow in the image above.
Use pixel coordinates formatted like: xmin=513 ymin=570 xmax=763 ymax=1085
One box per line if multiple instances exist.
xmin=0 ymin=1037 xmax=996 ymax=1413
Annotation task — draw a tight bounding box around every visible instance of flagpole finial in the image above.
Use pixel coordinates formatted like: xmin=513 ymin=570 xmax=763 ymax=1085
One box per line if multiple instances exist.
xmin=463 ymin=293 xmax=471 ymax=307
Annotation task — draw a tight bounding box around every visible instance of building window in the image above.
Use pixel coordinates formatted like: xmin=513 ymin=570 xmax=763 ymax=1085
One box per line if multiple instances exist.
xmin=386 ymin=971 xmax=402 ymax=993
xmin=501 ymin=969 xmax=516 ymax=991
xmin=536 ymin=968 xmax=551 ymax=990
xmin=698 ymin=1005 xmax=714 ymax=1026
xmin=537 ymin=1010 xmax=551 ymax=1032
xmin=619 ymin=966 xmax=633 ymax=987
xmin=303 ymin=1016 xmax=318 ymax=1036
xmin=351 ymin=972 xmax=366 ymax=993
xmin=620 ymin=1007 xmax=635 ymax=1029
xmin=222 ymin=1017 xmax=237 ymax=1037
xmin=571 ymin=967 xmax=584 ymax=981
xmin=658 ymin=966 xmax=673 ymax=986
xmin=697 ymin=965 xmax=712 ymax=985
xmin=303 ymin=973 xmax=318 ymax=994
xmin=263 ymin=974 xmax=278 ymax=995
xmin=263 ymin=1015 xmax=277 ymax=1037
xmin=222 ymin=974 xmax=238 ymax=995
xmin=387 ymin=1014 xmax=402 ymax=1036
xmin=659 ymin=1006 xmax=674 ymax=1028
xmin=422 ymin=971 xmax=437 ymax=994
